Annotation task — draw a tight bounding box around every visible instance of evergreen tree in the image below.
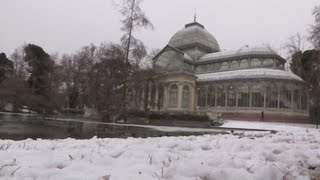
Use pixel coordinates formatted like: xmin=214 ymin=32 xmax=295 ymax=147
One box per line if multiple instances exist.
xmin=0 ymin=53 xmax=14 ymax=83
xmin=291 ymin=50 xmax=320 ymax=123
xmin=23 ymin=44 xmax=55 ymax=112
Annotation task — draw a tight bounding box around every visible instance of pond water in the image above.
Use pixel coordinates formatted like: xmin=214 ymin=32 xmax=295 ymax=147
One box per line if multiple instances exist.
xmin=0 ymin=113 xmax=225 ymax=140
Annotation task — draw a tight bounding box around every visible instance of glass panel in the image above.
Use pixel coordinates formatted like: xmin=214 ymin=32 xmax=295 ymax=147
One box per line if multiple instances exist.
xmin=293 ymin=89 xmax=300 ymax=109
xmin=251 ymin=58 xmax=261 ymax=68
xmin=263 ymin=59 xmax=274 ymax=68
xmin=217 ymin=85 xmax=226 ymax=107
xmin=230 ymin=61 xmax=239 ymax=70
xmin=279 ymin=86 xmax=292 ymax=109
xmin=237 ymin=85 xmax=250 ymax=107
xmin=220 ymin=62 xmax=229 ymax=71
xmin=197 ymin=85 xmax=206 ymax=107
xmin=212 ymin=63 xmax=221 ymax=71
xmin=227 ymin=85 xmax=236 ymax=107
xmin=154 ymin=50 xmax=182 ymax=70
xmin=239 ymin=59 xmax=249 ymax=69
xmin=275 ymin=60 xmax=284 ymax=70
xmin=266 ymin=85 xmax=278 ymax=108
xmin=251 ymin=85 xmax=264 ymax=107
xmin=207 ymin=85 xmax=215 ymax=107
xmin=169 ymin=85 xmax=178 ymax=107
xmin=301 ymin=87 xmax=308 ymax=110
xmin=183 ymin=63 xmax=193 ymax=72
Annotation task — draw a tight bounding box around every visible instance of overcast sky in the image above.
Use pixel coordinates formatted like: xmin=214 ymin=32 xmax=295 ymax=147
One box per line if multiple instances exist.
xmin=0 ymin=0 xmax=319 ymax=57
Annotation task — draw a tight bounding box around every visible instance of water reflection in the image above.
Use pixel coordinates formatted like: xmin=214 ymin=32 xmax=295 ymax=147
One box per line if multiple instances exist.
xmin=0 ymin=113 xmax=223 ymax=140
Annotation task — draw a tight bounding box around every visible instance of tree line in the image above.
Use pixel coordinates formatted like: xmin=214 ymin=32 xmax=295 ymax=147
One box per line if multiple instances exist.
xmin=289 ymin=4 xmax=320 ymax=122
xmin=0 ymin=0 xmax=155 ymax=121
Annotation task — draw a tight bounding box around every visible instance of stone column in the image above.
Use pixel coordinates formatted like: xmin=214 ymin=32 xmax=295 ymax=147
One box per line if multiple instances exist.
xmin=148 ymin=84 xmax=152 ymax=110
xmin=299 ymin=89 xmax=302 ymax=110
xmin=277 ymin=86 xmax=280 ymax=111
xmin=236 ymin=91 xmax=239 ymax=112
xmin=163 ymin=83 xmax=169 ymax=111
xmin=225 ymin=86 xmax=228 ymax=109
xmin=249 ymin=85 xmax=252 ymax=107
xmin=177 ymin=83 xmax=183 ymax=110
xmin=205 ymin=85 xmax=208 ymax=110
xmin=155 ymin=84 xmax=159 ymax=111
xmin=214 ymin=87 xmax=217 ymax=108
xmin=190 ymin=84 xmax=195 ymax=111
xmin=263 ymin=89 xmax=267 ymax=110
xmin=291 ymin=88 xmax=294 ymax=112
xmin=141 ymin=88 xmax=145 ymax=110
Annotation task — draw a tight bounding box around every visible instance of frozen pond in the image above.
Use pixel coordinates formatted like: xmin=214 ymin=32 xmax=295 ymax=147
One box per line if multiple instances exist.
xmin=0 ymin=113 xmax=228 ymax=140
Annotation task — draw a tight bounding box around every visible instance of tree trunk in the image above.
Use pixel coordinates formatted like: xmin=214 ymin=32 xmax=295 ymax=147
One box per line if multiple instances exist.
xmin=122 ymin=0 xmax=135 ymax=123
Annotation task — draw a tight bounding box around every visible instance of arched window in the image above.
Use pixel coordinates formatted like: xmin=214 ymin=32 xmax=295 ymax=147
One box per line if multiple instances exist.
xmin=275 ymin=60 xmax=284 ymax=70
xmin=237 ymin=85 xmax=249 ymax=107
xmin=212 ymin=63 xmax=221 ymax=71
xmin=220 ymin=62 xmax=229 ymax=71
xmin=182 ymin=86 xmax=190 ymax=108
xmin=230 ymin=61 xmax=239 ymax=70
xmin=169 ymin=84 xmax=178 ymax=107
xmin=251 ymin=58 xmax=262 ymax=68
xmin=207 ymin=85 xmax=215 ymax=107
xmin=251 ymin=85 xmax=264 ymax=107
xmin=263 ymin=59 xmax=274 ymax=68
xmin=266 ymin=85 xmax=278 ymax=108
xmin=240 ymin=59 xmax=249 ymax=69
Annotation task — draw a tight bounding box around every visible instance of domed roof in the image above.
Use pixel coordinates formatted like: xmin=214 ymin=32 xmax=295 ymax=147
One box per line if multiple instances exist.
xmin=168 ymin=22 xmax=220 ymax=52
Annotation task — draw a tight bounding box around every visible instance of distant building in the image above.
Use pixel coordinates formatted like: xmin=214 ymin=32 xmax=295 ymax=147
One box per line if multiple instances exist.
xmin=139 ymin=21 xmax=309 ymax=123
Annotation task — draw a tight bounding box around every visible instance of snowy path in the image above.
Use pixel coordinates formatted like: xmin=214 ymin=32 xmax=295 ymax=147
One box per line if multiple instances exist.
xmin=222 ymin=120 xmax=318 ymax=131
xmin=0 ymin=122 xmax=319 ymax=180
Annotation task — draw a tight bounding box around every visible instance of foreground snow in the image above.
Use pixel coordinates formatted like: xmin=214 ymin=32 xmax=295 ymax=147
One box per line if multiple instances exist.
xmin=0 ymin=122 xmax=320 ymax=180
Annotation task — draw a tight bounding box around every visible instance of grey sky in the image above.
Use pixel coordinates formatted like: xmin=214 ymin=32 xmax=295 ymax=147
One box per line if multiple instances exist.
xmin=0 ymin=0 xmax=319 ymax=57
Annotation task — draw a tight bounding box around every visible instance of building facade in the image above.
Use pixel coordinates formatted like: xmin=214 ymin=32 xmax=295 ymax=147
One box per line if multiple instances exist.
xmin=146 ymin=21 xmax=309 ymax=123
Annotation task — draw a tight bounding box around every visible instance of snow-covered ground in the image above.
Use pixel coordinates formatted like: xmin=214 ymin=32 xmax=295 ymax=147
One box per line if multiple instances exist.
xmin=0 ymin=121 xmax=320 ymax=180
xmin=222 ymin=120 xmax=318 ymax=131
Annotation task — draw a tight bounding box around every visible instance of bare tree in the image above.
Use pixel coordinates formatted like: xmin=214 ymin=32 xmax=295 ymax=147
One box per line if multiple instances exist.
xmin=284 ymin=33 xmax=308 ymax=71
xmin=286 ymin=33 xmax=306 ymax=55
xmin=309 ymin=5 xmax=320 ymax=49
xmin=10 ymin=46 xmax=27 ymax=79
xmin=60 ymin=45 xmax=97 ymax=110
xmin=116 ymin=0 xmax=153 ymax=121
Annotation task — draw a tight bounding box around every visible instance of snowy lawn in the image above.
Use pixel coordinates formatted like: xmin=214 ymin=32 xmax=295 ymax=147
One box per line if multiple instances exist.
xmin=0 ymin=121 xmax=320 ymax=180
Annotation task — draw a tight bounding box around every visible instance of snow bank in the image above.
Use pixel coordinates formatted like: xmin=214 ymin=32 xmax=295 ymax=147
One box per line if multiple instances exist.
xmin=0 ymin=124 xmax=319 ymax=180
xmin=222 ymin=120 xmax=318 ymax=131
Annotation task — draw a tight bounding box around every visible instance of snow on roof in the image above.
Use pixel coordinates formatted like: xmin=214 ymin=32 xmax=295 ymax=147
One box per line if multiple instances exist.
xmin=169 ymin=22 xmax=220 ymax=52
xmin=199 ymin=46 xmax=279 ymax=62
xmin=196 ymin=68 xmax=304 ymax=82
xmin=184 ymin=53 xmax=193 ymax=61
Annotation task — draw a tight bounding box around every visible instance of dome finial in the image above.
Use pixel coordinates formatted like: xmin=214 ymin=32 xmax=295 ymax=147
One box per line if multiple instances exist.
xmin=194 ymin=8 xmax=197 ymax=22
